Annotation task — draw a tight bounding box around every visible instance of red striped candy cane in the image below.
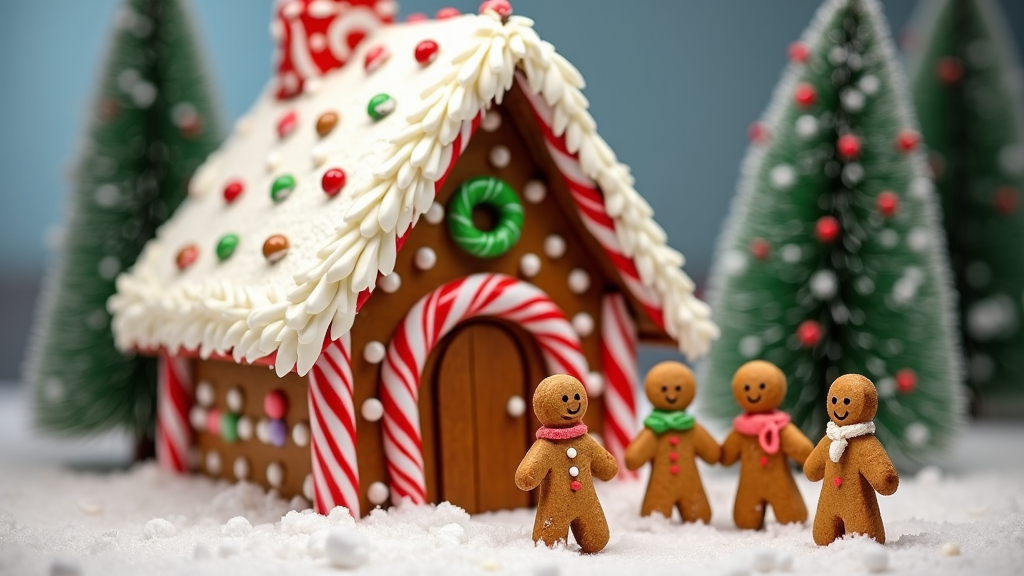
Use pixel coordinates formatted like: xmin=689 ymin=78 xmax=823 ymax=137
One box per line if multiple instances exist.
xmin=308 ymin=332 xmax=360 ymax=516
xmin=600 ymin=293 xmax=639 ymax=478
xmin=380 ymin=273 xmax=589 ymax=504
xmin=156 ymin=353 xmax=193 ymax=473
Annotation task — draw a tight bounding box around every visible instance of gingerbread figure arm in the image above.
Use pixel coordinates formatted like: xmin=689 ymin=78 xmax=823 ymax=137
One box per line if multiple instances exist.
xmin=693 ymin=423 xmax=722 ymax=464
xmin=515 ymin=440 xmax=551 ymax=491
xmin=803 ymin=436 xmax=829 ymax=481
xmin=780 ymin=423 xmax=814 ymax=465
xmin=624 ymin=428 xmax=658 ymax=471
xmin=588 ymin=435 xmax=620 ymax=481
xmin=720 ymin=430 xmax=743 ymax=466
xmin=858 ymin=437 xmax=899 ymax=496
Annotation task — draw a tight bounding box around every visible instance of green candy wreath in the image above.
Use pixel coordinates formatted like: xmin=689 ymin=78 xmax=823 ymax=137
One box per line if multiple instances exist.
xmin=447 ymin=176 xmax=524 ymax=258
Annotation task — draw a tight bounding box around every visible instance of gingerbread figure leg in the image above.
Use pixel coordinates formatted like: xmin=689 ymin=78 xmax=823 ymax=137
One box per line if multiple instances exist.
xmin=812 ymin=513 xmax=845 ymax=546
xmin=767 ymin=488 xmax=808 ymax=525
xmin=640 ymin=490 xmax=676 ymax=519
xmin=677 ymin=487 xmax=712 ymax=524
xmin=732 ymin=489 xmax=767 ymax=530
xmin=533 ymin=510 xmax=572 ymax=548
xmin=842 ymin=512 xmax=886 ymax=545
xmin=570 ymin=508 xmax=610 ymax=554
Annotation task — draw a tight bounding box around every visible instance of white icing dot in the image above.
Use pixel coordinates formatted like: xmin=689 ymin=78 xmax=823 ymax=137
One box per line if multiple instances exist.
xmin=908 ymin=228 xmax=930 ymax=251
xmin=414 ymin=247 xmax=437 ymax=270
xmin=363 ymin=341 xmax=386 ymax=364
xmin=566 ymin=447 xmax=577 ymax=459
xmin=256 ymin=418 xmax=272 ymax=444
xmin=506 ymin=395 xmax=526 ymax=417
xmin=303 ymin=77 xmax=323 ymax=95
xmin=910 ymin=176 xmax=934 ymax=199
xmin=309 ymin=32 xmax=327 ymax=52
xmin=361 ymin=398 xmax=384 ymax=422
xmin=781 ymin=244 xmax=801 ymax=263
xmin=489 ymin=145 xmax=511 ymax=169
xmin=303 ymin=474 xmax=314 ymax=501
xmin=205 ymin=451 xmax=222 ymax=475
xmin=568 ymin=466 xmax=579 ymax=477
xmin=481 ymin=110 xmax=502 ymax=132
xmin=378 ymin=272 xmax=402 ymax=293
xmin=770 ymin=164 xmax=796 ymax=190
xmin=131 ymin=81 xmax=157 ymax=108
xmin=292 ymin=422 xmax=310 ymax=447
xmin=266 ymin=151 xmax=282 ymax=172
xmin=226 ymin=387 xmax=244 ymax=413
xmin=189 ymin=406 xmax=208 ymax=431
xmin=94 ymin=184 xmax=120 ymax=207
xmin=841 ymin=88 xmax=865 ymax=113
xmin=519 ymin=253 xmax=541 ymax=277
xmin=266 ymin=462 xmax=285 ymax=488
xmin=572 ymin=312 xmax=595 ymax=337
xmin=859 ymin=74 xmax=880 ymax=95
xmin=98 ymin=256 xmax=121 ymax=280
xmin=999 ymin=144 xmax=1024 ymax=175
xmin=367 ymin=481 xmax=390 ymax=505
xmin=810 ymin=270 xmax=838 ymax=300
xmin=311 ymin=144 xmax=329 ymax=167
xmin=233 ymin=457 xmax=250 ymax=480
xmin=196 ymin=380 xmax=215 ymax=408
xmin=796 ymin=115 xmax=818 ymax=139
xmin=721 ymin=250 xmax=748 ymax=275
xmin=739 ymin=335 xmax=762 ymax=358
xmin=424 ymin=201 xmax=445 ymax=225
xmin=905 ymin=422 xmax=930 ymax=446
xmin=568 ymin=269 xmax=590 ymax=293
xmin=523 ymin=180 xmax=547 ymax=203
xmin=586 ymin=372 xmax=604 ymax=397
xmin=543 ymin=234 xmax=567 ymax=259
xmin=237 ymin=416 xmax=254 ymax=441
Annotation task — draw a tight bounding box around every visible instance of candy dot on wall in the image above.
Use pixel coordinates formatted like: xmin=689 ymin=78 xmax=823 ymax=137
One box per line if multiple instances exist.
xmin=237 ymin=416 xmax=254 ymax=441
xmin=544 ymin=235 xmax=566 ymax=259
xmin=205 ymin=450 xmax=222 ymax=475
xmin=573 ymin=312 xmax=595 ymax=337
xmin=268 ymin=419 xmax=288 ymax=447
xmin=189 ymin=406 xmax=208 ymax=431
xmin=267 ymin=462 xmax=285 ymax=488
xmin=226 ymin=387 xmax=244 ymax=413
xmin=195 ymin=380 xmax=215 ymax=407
xmin=361 ymin=398 xmax=384 ymax=422
xmin=489 ymin=145 xmax=511 ymax=168
xmin=364 ymin=341 xmax=386 ymax=364
xmin=506 ymin=395 xmax=526 ymax=417
xmin=424 ymin=201 xmax=445 ymax=225
xmin=568 ymin=269 xmax=590 ymax=294
xmin=220 ymin=412 xmax=239 ymax=443
xmin=378 ymin=272 xmax=402 ymax=294
xmin=586 ymin=372 xmax=605 ymax=397
xmin=233 ymin=456 xmax=250 ymax=480
xmin=292 ymin=421 xmax=310 ymax=447
xmin=481 ymin=110 xmax=502 ymax=132
xmin=523 ymin=180 xmax=546 ymax=203
xmin=206 ymin=408 xmax=222 ymax=436
xmin=256 ymin=418 xmax=272 ymax=444
xmin=519 ymin=253 xmax=541 ymax=277
xmin=264 ymin=389 xmax=288 ymax=419
xmin=414 ymin=247 xmax=437 ymax=270
xmin=367 ymin=481 xmax=390 ymax=505
xmin=303 ymin=474 xmax=314 ymax=501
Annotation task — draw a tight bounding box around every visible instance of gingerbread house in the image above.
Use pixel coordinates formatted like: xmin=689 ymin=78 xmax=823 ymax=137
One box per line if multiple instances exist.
xmin=109 ymin=0 xmax=718 ymax=517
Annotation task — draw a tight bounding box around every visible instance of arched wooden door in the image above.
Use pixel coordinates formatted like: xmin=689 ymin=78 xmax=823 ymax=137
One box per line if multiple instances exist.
xmin=420 ymin=320 xmax=544 ymax=514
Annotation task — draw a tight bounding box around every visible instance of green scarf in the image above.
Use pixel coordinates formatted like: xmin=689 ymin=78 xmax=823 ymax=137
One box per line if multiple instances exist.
xmin=643 ymin=409 xmax=696 ymax=434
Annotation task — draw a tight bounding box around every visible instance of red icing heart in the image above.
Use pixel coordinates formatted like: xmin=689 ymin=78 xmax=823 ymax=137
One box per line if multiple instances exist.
xmin=760 ymin=456 xmax=769 ymax=468
xmin=834 ymin=477 xmax=843 ymax=487
xmin=570 ymin=481 xmax=582 ymax=491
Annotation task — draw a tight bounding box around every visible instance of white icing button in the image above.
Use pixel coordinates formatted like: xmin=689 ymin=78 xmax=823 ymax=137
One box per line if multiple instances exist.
xmin=568 ymin=269 xmax=590 ymax=294
xmin=524 ymin=180 xmax=547 ymax=203
xmin=378 ymin=272 xmax=402 ymax=293
xmin=544 ymin=234 xmax=567 ymax=259
xmin=303 ymin=474 xmax=314 ymax=501
xmin=361 ymin=398 xmax=385 ymax=422
xmin=586 ymin=372 xmax=605 ymax=397
xmin=424 ymin=201 xmax=445 ymax=225
xmin=489 ymin=145 xmax=511 ymax=168
xmin=506 ymin=395 xmax=526 ymax=417
xmin=481 ymin=110 xmax=502 ymax=132
xmin=237 ymin=416 xmax=254 ymax=441
xmin=226 ymin=387 xmax=244 ymax=413
xmin=414 ymin=247 xmax=437 ymax=270
xmin=566 ymin=447 xmax=577 ymax=459
xmin=363 ymin=341 xmax=386 ymax=364
xmin=572 ymin=312 xmax=595 ymax=337
xmin=569 ymin=466 xmax=579 ymax=478
xmin=266 ymin=151 xmax=282 ymax=172
xmin=189 ymin=406 xmax=208 ymax=431
xmin=266 ymin=462 xmax=285 ymax=488
xmin=519 ymin=253 xmax=541 ymax=277
xmin=205 ymin=450 xmax=222 ymax=475
xmin=367 ymin=481 xmax=390 ymax=505
xmin=311 ymin=144 xmax=329 ymax=167
xmin=256 ymin=418 xmax=272 ymax=444
xmin=195 ymin=380 xmax=215 ymax=408
xmin=233 ymin=456 xmax=250 ymax=480
xmin=292 ymin=421 xmax=310 ymax=447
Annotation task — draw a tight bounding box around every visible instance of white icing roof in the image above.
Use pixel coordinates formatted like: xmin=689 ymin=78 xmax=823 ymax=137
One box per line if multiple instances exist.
xmin=110 ymin=10 xmax=719 ymax=376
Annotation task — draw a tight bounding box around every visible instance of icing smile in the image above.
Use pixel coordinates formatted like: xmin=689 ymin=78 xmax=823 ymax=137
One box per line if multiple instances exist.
xmin=746 ymin=395 xmax=762 ymax=404
xmin=833 ymin=410 xmax=849 ymax=421
xmin=664 ymin=395 xmax=678 ymax=404
xmin=566 ymin=403 xmax=582 ymax=415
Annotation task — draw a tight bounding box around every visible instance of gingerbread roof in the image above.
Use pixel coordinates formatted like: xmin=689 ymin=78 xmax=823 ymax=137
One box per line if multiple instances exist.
xmin=109 ymin=7 xmax=719 ymax=376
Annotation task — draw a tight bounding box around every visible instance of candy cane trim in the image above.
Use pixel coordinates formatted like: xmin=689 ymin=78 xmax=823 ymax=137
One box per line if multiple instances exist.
xmin=156 ymin=353 xmax=193 ymax=473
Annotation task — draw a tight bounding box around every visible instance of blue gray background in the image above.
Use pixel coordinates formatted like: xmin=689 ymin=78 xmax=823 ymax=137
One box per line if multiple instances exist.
xmin=1 ymin=0 xmax=1022 ymax=380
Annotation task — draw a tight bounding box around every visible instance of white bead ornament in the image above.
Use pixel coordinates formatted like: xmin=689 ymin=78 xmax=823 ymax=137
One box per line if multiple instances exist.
xmin=378 ymin=272 xmax=401 ymax=293
xmin=544 ymin=235 xmax=566 ymax=259
xmin=506 ymin=395 xmax=526 ymax=417
xmin=770 ymin=164 xmax=796 ymax=190
xmin=195 ymin=380 xmax=215 ymax=407
xmin=226 ymin=387 xmax=244 ymax=413
xmin=566 ymin=447 xmax=577 ymax=458
xmin=481 ymin=110 xmax=502 ymax=132
xmin=524 ymin=180 xmax=547 ymax=203
xmin=267 ymin=462 xmax=285 ymax=488
xmin=569 ymin=466 xmax=579 ymax=477
xmin=256 ymin=418 xmax=272 ymax=444
xmin=367 ymin=481 xmax=390 ymax=505
xmin=205 ymin=450 xmax=222 ymax=475
xmin=292 ymin=422 xmax=310 ymax=447
xmin=361 ymin=398 xmax=384 ymax=421
xmin=424 ymin=201 xmax=445 ymax=224
xmin=189 ymin=406 xmax=208 ymax=431
xmin=568 ymin=269 xmax=590 ymax=294
xmin=233 ymin=457 xmax=250 ymax=480
xmin=414 ymin=247 xmax=437 ymax=270
xmin=489 ymin=145 xmax=511 ymax=168
xmin=363 ymin=341 xmax=386 ymax=364
xmin=796 ymin=115 xmax=818 ymax=139
xmin=237 ymin=416 xmax=254 ymax=441
xmin=572 ymin=312 xmax=595 ymax=337
xmin=520 ymin=253 xmax=541 ymax=277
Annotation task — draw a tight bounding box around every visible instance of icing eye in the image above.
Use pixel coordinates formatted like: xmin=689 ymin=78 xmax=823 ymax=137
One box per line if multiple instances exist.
xmin=744 ymin=384 xmax=750 ymax=391
xmin=574 ymin=393 xmax=580 ymax=401
xmin=759 ymin=382 xmax=766 ymax=390
xmin=661 ymin=386 xmax=668 ymax=392
xmin=843 ymin=398 xmax=851 ymax=405
xmin=561 ymin=395 xmax=568 ymax=403
xmin=831 ymin=397 xmax=838 ymax=404
xmin=674 ymin=385 xmax=681 ymax=392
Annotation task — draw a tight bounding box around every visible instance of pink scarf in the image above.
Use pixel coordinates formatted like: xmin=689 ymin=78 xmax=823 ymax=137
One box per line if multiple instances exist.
xmin=536 ymin=423 xmax=588 ymax=440
xmin=734 ymin=411 xmax=791 ymax=454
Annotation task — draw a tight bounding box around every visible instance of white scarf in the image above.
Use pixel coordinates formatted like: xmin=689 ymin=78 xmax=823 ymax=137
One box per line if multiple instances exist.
xmin=826 ymin=420 xmax=875 ymax=463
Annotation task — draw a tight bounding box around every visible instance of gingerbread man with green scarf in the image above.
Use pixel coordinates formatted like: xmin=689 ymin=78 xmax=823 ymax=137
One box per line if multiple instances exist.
xmin=625 ymin=361 xmax=721 ymax=522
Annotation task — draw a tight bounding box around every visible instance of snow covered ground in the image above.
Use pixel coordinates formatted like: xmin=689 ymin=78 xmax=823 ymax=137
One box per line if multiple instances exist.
xmin=1 ymin=385 xmax=1022 ymax=576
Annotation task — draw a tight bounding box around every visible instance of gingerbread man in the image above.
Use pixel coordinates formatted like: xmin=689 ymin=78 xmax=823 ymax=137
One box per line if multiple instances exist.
xmin=720 ymin=360 xmax=814 ymax=530
xmin=515 ymin=374 xmax=618 ymax=553
xmin=804 ymin=374 xmax=899 ymax=545
xmin=624 ymin=361 xmax=721 ymax=522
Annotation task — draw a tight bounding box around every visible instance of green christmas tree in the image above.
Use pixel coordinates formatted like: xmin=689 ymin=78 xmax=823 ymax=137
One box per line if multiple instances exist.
xmin=25 ymin=0 xmax=222 ymax=443
xmin=700 ymin=0 xmax=962 ymax=467
xmin=906 ymin=0 xmax=1024 ymax=417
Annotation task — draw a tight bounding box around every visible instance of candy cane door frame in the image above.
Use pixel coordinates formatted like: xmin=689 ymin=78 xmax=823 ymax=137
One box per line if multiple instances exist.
xmin=423 ymin=320 xmax=544 ymax=513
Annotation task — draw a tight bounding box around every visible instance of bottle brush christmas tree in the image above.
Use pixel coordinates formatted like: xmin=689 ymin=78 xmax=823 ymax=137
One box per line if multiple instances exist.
xmin=25 ymin=0 xmax=222 ymax=444
xmin=701 ymin=0 xmax=962 ymax=467
xmin=905 ymin=0 xmax=1024 ymax=417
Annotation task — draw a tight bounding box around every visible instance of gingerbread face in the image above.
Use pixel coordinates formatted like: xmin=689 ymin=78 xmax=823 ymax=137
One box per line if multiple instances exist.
xmin=533 ymin=374 xmax=588 ymax=427
xmin=731 ymin=360 xmax=787 ymax=413
xmin=644 ymin=361 xmax=695 ymax=411
xmin=827 ymin=374 xmax=878 ymax=425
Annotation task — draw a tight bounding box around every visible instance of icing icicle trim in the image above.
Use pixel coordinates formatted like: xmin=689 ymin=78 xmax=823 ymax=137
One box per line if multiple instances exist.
xmin=825 ymin=420 xmax=875 ymax=463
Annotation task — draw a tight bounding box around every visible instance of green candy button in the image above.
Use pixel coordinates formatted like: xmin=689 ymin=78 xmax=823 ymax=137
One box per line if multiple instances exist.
xmin=271 ymin=174 xmax=296 ymax=202
xmin=367 ymin=93 xmax=396 ymax=120
xmin=216 ymin=233 xmax=239 ymax=261
xmin=220 ymin=412 xmax=239 ymax=443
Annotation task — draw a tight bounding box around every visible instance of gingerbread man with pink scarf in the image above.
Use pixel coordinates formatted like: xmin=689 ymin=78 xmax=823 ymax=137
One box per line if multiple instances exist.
xmin=720 ymin=360 xmax=814 ymax=530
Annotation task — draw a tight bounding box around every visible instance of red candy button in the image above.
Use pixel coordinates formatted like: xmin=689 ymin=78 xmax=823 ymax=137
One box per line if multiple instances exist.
xmin=669 ymin=437 xmax=679 ymax=446
xmin=206 ymin=408 xmax=221 ymax=435
xmin=277 ymin=111 xmax=297 ymax=139
xmin=415 ymin=40 xmax=439 ymax=66
xmin=570 ymin=480 xmax=582 ymax=491
xmin=264 ymin=389 xmax=288 ymax=419
xmin=176 ymin=245 xmax=199 ymax=270
xmin=834 ymin=477 xmax=843 ymax=487
xmin=669 ymin=452 xmax=679 ymax=462
xmin=760 ymin=456 xmax=769 ymax=467
xmin=321 ymin=168 xmax=347 ymax=197
xmin=223 ymin=180 xmax=244 ymax=204
xmin=670 ymin=465 xmax=680 ymax=475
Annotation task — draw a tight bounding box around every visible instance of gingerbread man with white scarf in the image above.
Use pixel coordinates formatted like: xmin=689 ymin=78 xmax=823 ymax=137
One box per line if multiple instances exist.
xmin=804 ymin=374 xmax=899 ymax=545
xmin=721 ymin=360 xmax=813 ymax=530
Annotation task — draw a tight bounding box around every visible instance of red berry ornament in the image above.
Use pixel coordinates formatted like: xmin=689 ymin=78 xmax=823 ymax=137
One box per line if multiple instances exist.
xmin=896 ymin=369 xmax=917 ymax=394
xmin=936 ymin=57 xmax=963 ymax=85
xmin=479 ymin=0 xmax=512 ymax=18
xmin=837 ymin=134 xmax=861 ymax=160
xmin=322 ymin=168 xmax=347 ymax=197
xmin=876 ymin=191 xmax=899 ymax=217
xmin=277 ymin=111 xmax=297 ymax=139
xmin=789 ymin=41 xmax=810 ymax=63
xmin=795 ymin=83 xmax=817 ymax=108
xmin=994 ymin=186 xmax=1019 ymax=214
xmin=896 ymin=130 xmax=920 ymax=153
xmin=815 ymin=216 xmax=841 ymax=243
xmin=414 ymin=40 xmax=439 ymax=66
xmin=750 ymin=238 xmax=770 ymax=260
xmin=436 ymin=7 xmax=460 ymax=19
xmin=223 ymin=180 xmax=244 ymax=204
xmin=264 ymin=389 xmax=288 ymax=419
xmin=364 ymin=45 xmax=390 ymax=73
xmin=797 ymin=320 xmax=821 ymax=348
xmin=748 ymin=122 xmax=770 ymax=144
